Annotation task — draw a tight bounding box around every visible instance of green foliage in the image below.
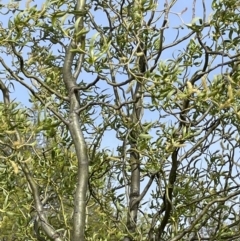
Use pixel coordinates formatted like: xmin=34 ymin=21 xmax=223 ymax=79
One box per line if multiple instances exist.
xmin=1 ymin=0 xmax=240 ymax=241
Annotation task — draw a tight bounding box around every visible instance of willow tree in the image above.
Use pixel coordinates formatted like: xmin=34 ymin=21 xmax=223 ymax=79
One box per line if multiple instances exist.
xmin=1 ymin=0 xmax=240 ymax=240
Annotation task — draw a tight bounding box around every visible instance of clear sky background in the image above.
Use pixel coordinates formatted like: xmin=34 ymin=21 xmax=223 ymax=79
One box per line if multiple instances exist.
xmin=0 ymin=0 xmax=224 ymax=154
xmin=0 ymin=0 xmax=222 ymax=163
xmin=1 ymin=0 xmax=239 ymax=218
xmin=0 ymin=0 xmax=213 ymax=104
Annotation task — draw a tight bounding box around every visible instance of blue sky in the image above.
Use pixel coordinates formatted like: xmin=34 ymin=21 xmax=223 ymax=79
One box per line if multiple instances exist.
xmin=0 ymin=0 xmax=213 ymax=105
xmin=1 ymin=1 xmax=228 ymax=167
xmin=2 ymin=0 xmax=240 ymax=228
xmin=0 ymin=0 xmax=221 ymax=160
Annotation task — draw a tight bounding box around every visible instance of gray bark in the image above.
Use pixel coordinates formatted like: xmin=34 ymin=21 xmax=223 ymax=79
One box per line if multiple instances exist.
xmin=62 ymin=0 xmax=88 ymax=240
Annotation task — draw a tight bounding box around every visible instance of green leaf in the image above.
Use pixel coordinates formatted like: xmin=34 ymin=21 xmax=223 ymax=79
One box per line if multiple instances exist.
xmin=139 ymin=133 xmax=152 ymax=139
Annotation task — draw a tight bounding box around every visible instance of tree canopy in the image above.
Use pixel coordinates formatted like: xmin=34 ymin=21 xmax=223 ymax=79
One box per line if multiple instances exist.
xmin=1 ymin=0 xmax=240 ymax=240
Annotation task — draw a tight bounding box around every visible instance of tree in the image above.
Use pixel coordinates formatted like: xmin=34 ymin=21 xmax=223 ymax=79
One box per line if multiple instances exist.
xmin=1 ymin=0 xmax=240 ymax=240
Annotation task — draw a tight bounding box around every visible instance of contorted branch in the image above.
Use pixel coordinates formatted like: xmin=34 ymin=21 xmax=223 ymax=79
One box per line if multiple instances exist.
xmin=169 ymin=190 xmax=240 ymax=241
xmin=0 ymin=80 xmax=62 ymax=241
xmin=157 ymin=149 xmax=179 ymax=239
xmin=62 ymin=0 xmax=88 ymax=240
xmin=0 ymin=57 xmax=68 ymax=125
